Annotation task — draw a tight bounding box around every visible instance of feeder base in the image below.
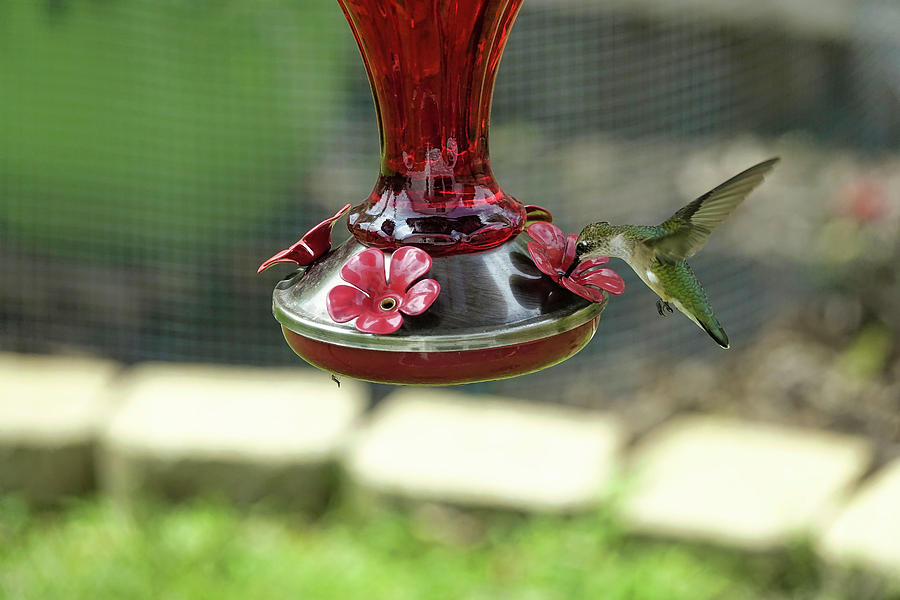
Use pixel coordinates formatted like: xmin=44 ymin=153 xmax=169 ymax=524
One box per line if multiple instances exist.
xmin=282 ymin=317 xmax=598 ymax=385
xmin=272 ymin=235 xmax=605 ymax=385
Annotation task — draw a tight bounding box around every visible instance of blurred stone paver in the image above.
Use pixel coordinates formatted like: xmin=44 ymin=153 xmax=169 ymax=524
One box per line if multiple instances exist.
xmin=0 ymin=353 xmax=119 ymax=503
xmin=821 ymin=458 xmax=900 ymax=577
xmin=620 ymin=416 xmax=872 ymax=550
xmin=100 ymin=364 xmax=366 ymax=509
xmin=345 ymin=389 xmax=625 ymax=512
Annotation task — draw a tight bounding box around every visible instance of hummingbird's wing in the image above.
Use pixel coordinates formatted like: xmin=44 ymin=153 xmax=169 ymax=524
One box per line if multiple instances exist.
xmin=648 ymin=157 xmax=779 ymax=263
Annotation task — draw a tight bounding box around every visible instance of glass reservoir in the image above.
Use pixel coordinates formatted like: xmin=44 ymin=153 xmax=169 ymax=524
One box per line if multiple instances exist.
xmin=341 ymin=0 xmax=526 ymax=255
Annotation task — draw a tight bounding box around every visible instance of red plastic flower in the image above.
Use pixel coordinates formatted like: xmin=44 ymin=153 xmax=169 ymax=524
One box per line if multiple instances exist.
xmin=526 ymin=222 xmax=624 ymax=303
xmin=524 ymin=204 xmax=553 ymax=224
xmin=326 ymin=247 xmax=441 ymax=334
xmin=257 ymin=204 xmax=351 ymax=273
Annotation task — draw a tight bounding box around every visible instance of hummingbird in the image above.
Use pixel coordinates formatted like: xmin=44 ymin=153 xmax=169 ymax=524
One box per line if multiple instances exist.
xmin=572 ymin=157 xmax=780 ymax=348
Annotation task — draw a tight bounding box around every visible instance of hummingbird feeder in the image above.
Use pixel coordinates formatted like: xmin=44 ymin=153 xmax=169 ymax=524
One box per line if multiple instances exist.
xmin=260 ymin=0 xmax=624 ymax=385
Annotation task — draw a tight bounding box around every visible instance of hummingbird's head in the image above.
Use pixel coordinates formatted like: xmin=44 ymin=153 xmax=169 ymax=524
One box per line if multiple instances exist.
xmin=574 ymin=221 xmax=616 ymax=263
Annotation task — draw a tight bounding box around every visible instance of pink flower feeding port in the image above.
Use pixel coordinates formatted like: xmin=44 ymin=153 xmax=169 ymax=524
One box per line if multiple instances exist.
xmin=257 ymin=204 xmax=351 ymax=273
xmin=526 ymin=222 xmax=625 ymax=303
xmin=326 ymin=247 xmax=440 ymax=335
xmin=259 ymin=0 xmax=623 ymax=385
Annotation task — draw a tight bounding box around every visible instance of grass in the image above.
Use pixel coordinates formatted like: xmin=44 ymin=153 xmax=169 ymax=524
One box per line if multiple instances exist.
xmin=1 ymin=494 xmax=874 ymax=600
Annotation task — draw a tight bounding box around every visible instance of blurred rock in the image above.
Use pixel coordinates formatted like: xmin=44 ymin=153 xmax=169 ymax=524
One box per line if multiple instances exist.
xmin=621 ymin=416 xmax=872 ymax=550
xmin=0 ymin=353 xmax=119 ymax=504
xmin=99 ymin=364 xmax=366 ymax=510
xmin=345 ymin=389 xmax=624 ymax=512
xmin=822 ymin=458 xmax=900 ymax=578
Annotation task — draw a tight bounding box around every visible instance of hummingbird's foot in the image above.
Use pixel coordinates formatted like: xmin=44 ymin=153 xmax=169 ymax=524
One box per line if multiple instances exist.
xmin=656 ymin=299 xmax=674 ymax=316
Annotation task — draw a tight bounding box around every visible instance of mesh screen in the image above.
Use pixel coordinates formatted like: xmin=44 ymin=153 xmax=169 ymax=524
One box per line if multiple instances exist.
xmin=2 ymin=0 xmax=898 ymax=399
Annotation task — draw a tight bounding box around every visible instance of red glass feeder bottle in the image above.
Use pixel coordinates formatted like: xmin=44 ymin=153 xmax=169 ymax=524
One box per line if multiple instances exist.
xmin=264 ymin=0 xmax=623 ymax=384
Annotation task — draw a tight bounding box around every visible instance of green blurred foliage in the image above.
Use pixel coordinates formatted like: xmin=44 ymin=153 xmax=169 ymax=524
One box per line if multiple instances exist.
xmin=0 ymin=0 xmax=348 ymax=261
xmin=836 ymin=325 xmax=894 ymax=382
xmin=0 ymin=496 xmax=870 ymax=600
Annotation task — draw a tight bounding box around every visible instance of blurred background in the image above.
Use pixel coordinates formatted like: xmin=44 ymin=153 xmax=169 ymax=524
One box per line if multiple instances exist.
xmin=1 ymin=0 xmax=899 ymax=597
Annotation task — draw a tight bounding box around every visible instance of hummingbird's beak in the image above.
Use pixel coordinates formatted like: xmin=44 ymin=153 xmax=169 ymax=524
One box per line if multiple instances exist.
xmin=565 ymin=254 xmax=581 ymax=278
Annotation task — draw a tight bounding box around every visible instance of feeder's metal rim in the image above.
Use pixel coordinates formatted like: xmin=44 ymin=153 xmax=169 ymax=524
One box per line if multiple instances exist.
xmin=273 ymin=288 xmax=606 ymax=353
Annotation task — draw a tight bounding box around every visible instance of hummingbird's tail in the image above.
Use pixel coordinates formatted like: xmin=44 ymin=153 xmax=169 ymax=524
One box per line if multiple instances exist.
xmin=658 ymin=261 xmax=731 ymax=349
xmin=698 ymin=317 xmax=729 ymax=349
xmin=672 ymin=298 xmax=730 ymax=349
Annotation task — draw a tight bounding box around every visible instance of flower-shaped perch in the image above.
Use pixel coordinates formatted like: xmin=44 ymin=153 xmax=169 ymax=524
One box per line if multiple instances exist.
xmin=526 ymin=222 xmax=624 ymax=303
xmin=524 ymin=204 xmax=553 ymax=224
xmin=326 ymin=247 xmax=441 ymax=334
xmin=257 ymin=204 xmax=351 ymax=273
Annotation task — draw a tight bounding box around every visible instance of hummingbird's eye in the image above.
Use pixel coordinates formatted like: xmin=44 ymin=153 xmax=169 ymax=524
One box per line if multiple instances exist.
xmin=575 ymin=241 xmax=588 ymax=255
